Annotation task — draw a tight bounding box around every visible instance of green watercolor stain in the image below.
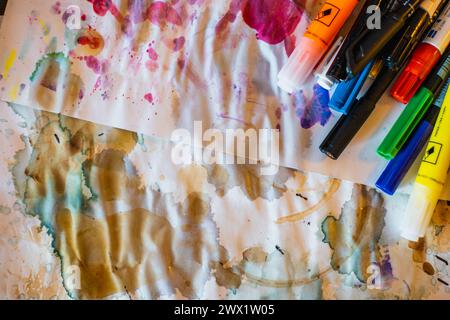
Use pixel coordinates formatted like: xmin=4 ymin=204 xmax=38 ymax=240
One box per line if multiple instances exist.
xmin=30 ymin=52 xmax=68 ymax=82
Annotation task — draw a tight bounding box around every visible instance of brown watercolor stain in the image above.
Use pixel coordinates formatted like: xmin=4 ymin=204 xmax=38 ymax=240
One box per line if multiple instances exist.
xmin=205 ymin=163 xmax=296 ymax=201
xmin=276 ymin=178 xmax=341 ymax=224
xmin=238 ymin=246 xmax=331 ymax=288
xmin=32 ymin=55 xmax=85 ymax=111
xmin=321 ymin=185 xmax=387 ymax=283
xmin=55 ymin=208 xmax=175 ymax=299
xmin=431 ymin=201 xmax=450 ymax=238
xmin=242 ymin=247 xmax=268 ymax=264
xmin=14 ymin=111 xmax=243 ymax=299
xmin=409 ymin=238 xmax=426 ymax=264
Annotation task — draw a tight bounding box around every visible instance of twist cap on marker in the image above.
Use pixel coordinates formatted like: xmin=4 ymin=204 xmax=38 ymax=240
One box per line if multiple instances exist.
xmin=401 ymin=184 xmax=438 ymax=242
xmin=278 ymin=38 xmax=325 ymax=94
xmin=391 ymin=43 xmax=442 ymax=104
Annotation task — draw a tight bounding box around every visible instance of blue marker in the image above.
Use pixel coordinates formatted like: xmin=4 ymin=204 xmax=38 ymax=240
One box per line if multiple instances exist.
xmin=376 ymin=78 xmax=450 ymax=195
xmin=329 ymin=61 xmax=374 ymax=114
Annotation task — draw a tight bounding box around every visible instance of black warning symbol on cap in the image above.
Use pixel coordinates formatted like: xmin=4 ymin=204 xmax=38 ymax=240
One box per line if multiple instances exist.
xmin=423 ymin=142 xmax=443 ymax=165
xmin=315 ymin=2 xmax=341 ymax=27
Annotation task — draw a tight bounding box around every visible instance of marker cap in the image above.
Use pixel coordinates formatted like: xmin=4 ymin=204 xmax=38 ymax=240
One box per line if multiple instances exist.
xmin=329 ymin=61 xmax=374 ymax=114
xmin=376 ymin=119 xmax=433 ymax=195
xmin=377 ymin=87 xmax=434 ymax=160
xmin=278 ymin=37 xmax=325 ymax=94
xmin=391 ymin=43 xmax=442 ymax=104
xmin=401 ymin=183 xmax=438 ymax=242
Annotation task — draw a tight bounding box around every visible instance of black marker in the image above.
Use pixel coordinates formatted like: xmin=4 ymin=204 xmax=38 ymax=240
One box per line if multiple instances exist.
xmin=327 ymin=0 xmax=397 ymax=82
xmin=0 ymin=0 xmax=7 ymax=16
xmin=320 ymin=6 xmax=430 ymax=160
xmin=345 ymin=0 xmax=422 ymax=76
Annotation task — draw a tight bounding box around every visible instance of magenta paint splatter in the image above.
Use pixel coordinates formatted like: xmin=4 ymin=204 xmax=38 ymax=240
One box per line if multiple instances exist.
xmin=144 ymin=93 xmax=154 ymax=104
xmin=242 ymin=0 xmax=303 ymax=45
xmin=173 ymin=36 xmax=186 ymax=51
xmin=146 ymin=46 xmax=159 ymax=61
xmin=147 ymin=1 xmax=182 ymax=27
xmin=294 ymin=84 xmax=332 ymax=129
xmin=84 ymin=56 xmax=109 ymax=74
xmin=88 ymin=0 xmax=113 ymax=17
xmin=88 ymin=0 xmax=123 ymax=24
xmin=216 ymin=0 xmax=302 ymax=45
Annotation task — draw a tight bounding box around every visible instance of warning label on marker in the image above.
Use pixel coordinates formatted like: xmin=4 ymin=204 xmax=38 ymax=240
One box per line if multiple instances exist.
xmin=423 ymin=142 xmax=443 ymax=165
xmin=315 ymin=3 xmax=340 ymax=27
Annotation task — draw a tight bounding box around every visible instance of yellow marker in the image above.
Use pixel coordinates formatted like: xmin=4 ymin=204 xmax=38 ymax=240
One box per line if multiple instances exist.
xmin=2 ymin=49 xmax=17 ymax=79
xmin=402 ymin=86 xmax=450 ymax=242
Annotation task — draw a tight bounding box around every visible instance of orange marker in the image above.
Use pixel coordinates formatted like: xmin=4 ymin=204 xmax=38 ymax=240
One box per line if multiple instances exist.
xmin=278 ymin=0 xmax=359 ymax=93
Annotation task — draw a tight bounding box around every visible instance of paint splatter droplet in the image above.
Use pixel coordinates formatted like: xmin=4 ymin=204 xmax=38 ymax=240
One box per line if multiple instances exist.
xmin=144 ymin=93 xmax=153 ymax=104
xmin=51 ymin=1 xmax=62 ymax=15
xmin=423 ymin=262 xmax=435 ymax=276
xmin=84 ymin=56 xmax=108 ymax=74
xmin=146 ymin=46 xmax=158 ymax=61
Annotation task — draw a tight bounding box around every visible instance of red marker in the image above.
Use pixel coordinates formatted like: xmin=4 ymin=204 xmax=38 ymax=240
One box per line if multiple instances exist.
xmin=391 ymin=2 xmax=450 ymax=104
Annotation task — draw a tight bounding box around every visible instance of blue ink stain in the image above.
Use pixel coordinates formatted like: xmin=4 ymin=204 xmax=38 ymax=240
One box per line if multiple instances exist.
xmin=295 ymin=84 xmax=331 ymax=129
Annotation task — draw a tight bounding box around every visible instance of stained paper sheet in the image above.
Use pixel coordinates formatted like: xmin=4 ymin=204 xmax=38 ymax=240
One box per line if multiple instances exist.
xmin=1 ymin=100 xmax=450 ymax=299
xmin=1 ymin=2 xmax=450 ymax=300
xmin=0 ymin=0 xmax=449 ymax=199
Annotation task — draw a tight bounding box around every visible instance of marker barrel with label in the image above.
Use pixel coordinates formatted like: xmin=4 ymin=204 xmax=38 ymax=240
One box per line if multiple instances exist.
xmin=391 ymin=2 xmax=450 ymax=104
xmin=277 ymin=0 xmax=359 ymax=93
xmin=402 ymin=86 xmax=450 ymax=242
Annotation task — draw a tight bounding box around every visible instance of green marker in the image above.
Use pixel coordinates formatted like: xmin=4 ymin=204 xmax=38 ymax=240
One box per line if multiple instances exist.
xmin=377 ymin=50 xmax=450 ymax=160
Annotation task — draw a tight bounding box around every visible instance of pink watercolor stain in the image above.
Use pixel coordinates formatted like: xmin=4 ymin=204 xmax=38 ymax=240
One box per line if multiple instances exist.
xmin=144 ymin=93 xmax=154 ymax=104
xmin=51 ymin=1 xmax=62 ymax=14
xmin=146 ymin=60 xmax=159 ymax=72
xmin=216 ymin=0 xmax=303 ymax=45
